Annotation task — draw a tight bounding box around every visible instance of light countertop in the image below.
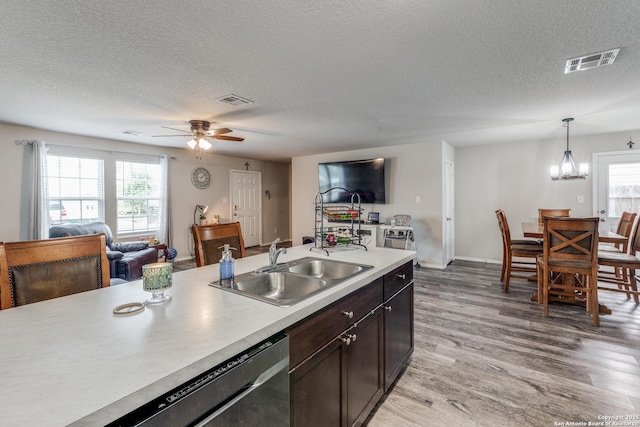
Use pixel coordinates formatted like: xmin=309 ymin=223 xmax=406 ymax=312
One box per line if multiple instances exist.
xmin=0 ymin=244 xmax=415 ymax=426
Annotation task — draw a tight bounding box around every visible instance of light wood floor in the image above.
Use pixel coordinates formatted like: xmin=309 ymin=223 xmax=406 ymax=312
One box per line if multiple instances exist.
xmin=366 ymin=260 xmax=640 ymax=427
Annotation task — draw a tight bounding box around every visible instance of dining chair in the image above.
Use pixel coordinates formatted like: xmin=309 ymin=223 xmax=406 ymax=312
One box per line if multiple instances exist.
xmin=538 ymin=217 xmax=600 ymax=326
xmin=0 ymin=234 xmax=111 ymax=309
xmin=597 ymin=217 xmax=640 ymax=304
xmin=598 ymin=211 xmax=637 ymax=253
xmin=192 ymin=222 xmax=246 ymax=267
xmin=538 ymin=209 xmax=571 ymax=223
xmin=495 ymin=209 xmax=543 ymax=292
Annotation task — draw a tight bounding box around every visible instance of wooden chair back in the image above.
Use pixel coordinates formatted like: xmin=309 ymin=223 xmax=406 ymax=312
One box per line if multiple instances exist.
xmin=495 ymin=209 xmax=541 ymax=291
xmin=543 ymin=217 xmax=598 ymax=266
xmin=538 ymin=209 xmax=571 ymax=223
xmin=541 ymin=217 xmax=600 ymax=325
xmin=495 ymin=209 xmax=508 ymax=248
xmin=192 ymin=222 xmax=246 ymax=267
xmin=616 ymin=211 xmax=637 ymax=235
xmin=0 ymin=234 xmax=110 ymax=309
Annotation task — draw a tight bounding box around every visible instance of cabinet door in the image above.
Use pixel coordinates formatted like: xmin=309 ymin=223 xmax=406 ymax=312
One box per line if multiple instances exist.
xmin=290 ymin=338 xmax=347 ymax=427
xmin=347 ymin=308 xmax=384 ymax=427
xmin=384 ymin=283 xmax=414 ymax=391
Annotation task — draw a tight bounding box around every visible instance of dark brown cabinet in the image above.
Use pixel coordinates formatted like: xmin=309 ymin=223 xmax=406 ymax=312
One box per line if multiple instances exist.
xmin=290 ymin=307 xmax=383 ymax=427
xmin=383 ymin=261 xmax=414 ymax=391
xmin=383 ymin=282 xmax=414 ymax=390
xmin=288 ymin=261 xmax=414 ymax=426
xmin=347 ymin=308 xmax=384 ymax=426
xmin=290 ymin=336 xmax=347 ymax=427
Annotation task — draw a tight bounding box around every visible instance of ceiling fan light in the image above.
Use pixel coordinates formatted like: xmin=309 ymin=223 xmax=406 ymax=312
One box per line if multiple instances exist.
xmin=199 ymin=138 xmax=212 ymax=150
xmin=186 ymin=138 xmax=197 ymax=149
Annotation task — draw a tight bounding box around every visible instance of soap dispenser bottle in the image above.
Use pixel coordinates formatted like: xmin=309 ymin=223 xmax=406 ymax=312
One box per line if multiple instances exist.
xmin=219 ymin=244 xmax=235 ymax=287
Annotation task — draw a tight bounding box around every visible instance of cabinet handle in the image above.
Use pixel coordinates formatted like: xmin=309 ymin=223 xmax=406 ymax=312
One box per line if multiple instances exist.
xmin=384 ymin=305 xmax=392 ymax=312
xmin=341 ymin=311 xmax=354 ymax=319
xmin=397 ymin=273 xmax=406 ymax=279
xmin=341 ymin=334 xmax=357 ymax=346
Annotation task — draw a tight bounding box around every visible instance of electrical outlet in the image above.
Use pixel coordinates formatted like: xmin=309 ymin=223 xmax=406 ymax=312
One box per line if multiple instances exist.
xmin=274 ymin=228 xmax=277 ymax=234
xmin=416 ymin=196 xmax=421 ymax=203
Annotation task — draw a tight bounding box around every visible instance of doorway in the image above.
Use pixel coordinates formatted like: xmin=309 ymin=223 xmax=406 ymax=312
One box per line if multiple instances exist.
xmin=444 ymin=160 xmax=455 ymax=265
xmin=594 ymin=151 xmax=640 ymax=229
xmin=230 ymin=170 xmax=262 ymax=247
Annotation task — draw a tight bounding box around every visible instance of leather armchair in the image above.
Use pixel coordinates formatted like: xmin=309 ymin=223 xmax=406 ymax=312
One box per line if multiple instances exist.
xmin=49 ymin=222 xmax=158 ymax=281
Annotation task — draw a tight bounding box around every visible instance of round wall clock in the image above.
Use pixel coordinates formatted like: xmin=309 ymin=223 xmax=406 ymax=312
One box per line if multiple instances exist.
xmin=191 ymin=167 xmax=211 ymax=189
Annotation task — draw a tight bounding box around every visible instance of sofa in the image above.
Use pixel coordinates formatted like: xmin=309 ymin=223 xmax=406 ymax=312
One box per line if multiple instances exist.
xmin=49 ymin=222 xmax=158 ymax=281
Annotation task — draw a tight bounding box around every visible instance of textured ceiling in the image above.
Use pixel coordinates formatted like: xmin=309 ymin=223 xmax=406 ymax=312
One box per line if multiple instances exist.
xmin=1 ymin=0 xmax=640 ymax=162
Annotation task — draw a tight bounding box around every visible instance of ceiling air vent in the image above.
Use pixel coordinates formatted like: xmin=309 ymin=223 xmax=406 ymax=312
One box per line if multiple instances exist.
xmin=121 ymin=130 xmax=141 ymax=136
xmin=217 ymin=94 xmax=254 ymax=107
xmin=565 ymin=48 xmax=620 ymax=73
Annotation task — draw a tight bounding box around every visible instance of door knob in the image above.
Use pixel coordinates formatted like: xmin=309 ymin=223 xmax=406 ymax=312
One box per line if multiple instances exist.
xmin=341 ymin=310 xmax=354 ymax=319
xmin=600 ymin=210 xmax=606 ymax=214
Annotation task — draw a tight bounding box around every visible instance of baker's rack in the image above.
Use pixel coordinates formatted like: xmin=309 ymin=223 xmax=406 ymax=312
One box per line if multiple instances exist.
xmin=311 ymin=187 xmax=367 ymax=255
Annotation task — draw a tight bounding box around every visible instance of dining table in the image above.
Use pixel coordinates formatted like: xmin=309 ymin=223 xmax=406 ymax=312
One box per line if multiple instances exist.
xmin=521 ymin=222 xmax=628 ymax=314
xmin=522 ymin=222 xmax=628 ymax=245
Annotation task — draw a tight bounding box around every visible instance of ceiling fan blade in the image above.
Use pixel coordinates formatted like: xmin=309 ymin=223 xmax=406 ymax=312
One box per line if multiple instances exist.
xmin=208 ymin=127 xmax=233 ymax=136
xmin=213 ymin=135 xmax=244 ymax=142
xmin=161 ymin=125 xmax=192 ymax=134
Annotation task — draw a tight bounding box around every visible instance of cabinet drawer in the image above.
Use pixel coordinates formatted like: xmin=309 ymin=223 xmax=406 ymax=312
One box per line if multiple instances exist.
xmin=383 ymin=261 xmax=413 ymax=300
xmin=287 ymin=278 xmax=383 ymax=368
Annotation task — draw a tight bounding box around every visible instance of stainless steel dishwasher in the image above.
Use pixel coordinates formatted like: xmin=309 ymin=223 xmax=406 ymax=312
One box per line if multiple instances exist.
xmin=107 ymin=334 xmax=289 ymax=427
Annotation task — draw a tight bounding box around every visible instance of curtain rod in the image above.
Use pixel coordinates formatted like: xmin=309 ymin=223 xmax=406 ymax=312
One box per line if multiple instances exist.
xmin=14 ymin=139 xmax=176 ymax=160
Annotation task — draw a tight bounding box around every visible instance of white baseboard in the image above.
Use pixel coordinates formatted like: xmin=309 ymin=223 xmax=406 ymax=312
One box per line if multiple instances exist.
xmin=453 ymin=256 xmax=502 ymax=265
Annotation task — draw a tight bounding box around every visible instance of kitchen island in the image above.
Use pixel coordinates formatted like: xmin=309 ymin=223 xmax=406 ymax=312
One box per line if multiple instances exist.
xmin=0 ymin=244 xmax=414 ymax=426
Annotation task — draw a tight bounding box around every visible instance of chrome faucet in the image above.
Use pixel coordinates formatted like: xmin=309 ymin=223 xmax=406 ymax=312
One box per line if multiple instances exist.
xmin=269 ymin=238 xmax=287 ymax=267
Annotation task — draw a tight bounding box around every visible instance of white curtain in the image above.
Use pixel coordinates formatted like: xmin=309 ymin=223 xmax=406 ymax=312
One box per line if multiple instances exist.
xmin=31 ymin=140 xmax=49 ymax=240
xmin=155 ymin=155 xmax=172 ymax=247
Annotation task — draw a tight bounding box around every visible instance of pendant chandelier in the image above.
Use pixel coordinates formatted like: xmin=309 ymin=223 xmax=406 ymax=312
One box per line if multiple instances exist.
xmin=550 ymin=118 xmax=589 ymax=180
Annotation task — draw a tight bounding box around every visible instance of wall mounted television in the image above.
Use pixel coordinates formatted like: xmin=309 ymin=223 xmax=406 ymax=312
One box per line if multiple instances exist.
xmin=318 ymin=158 xmax=386 ymax=204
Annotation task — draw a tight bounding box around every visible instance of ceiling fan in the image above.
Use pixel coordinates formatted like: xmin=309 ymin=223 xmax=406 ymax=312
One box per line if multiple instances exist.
xmin=153 ymin=120 xmax=244 ymax=152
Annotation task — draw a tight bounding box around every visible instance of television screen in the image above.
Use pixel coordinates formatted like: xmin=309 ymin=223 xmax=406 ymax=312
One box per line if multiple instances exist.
xmin=318 ymin=158 xmax=386 ymax=204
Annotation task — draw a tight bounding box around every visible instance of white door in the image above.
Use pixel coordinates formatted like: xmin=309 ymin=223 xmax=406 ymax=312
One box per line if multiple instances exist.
xmin=230 ymin=170 xmax=261 ymax=247
xmin=444 ymin=160 xmax=455 ymax=265
xmin=594 ymin=151 xmax=640 ymax=230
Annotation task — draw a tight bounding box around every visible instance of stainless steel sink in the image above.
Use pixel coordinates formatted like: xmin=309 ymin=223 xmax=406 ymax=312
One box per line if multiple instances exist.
xmin=287 ymin=258 xmax=371 ymax=282
xmin=232 ymin=272 xmax=328 ymax=306
xmin=211 ymin=257 xmax=373 ymax=306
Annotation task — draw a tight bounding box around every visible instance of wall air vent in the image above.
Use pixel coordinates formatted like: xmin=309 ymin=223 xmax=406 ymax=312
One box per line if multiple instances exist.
xmin=217 ymin=94 xmax=254 ymax=107
xmin=565 ymin=48 xmax=620 ymax=73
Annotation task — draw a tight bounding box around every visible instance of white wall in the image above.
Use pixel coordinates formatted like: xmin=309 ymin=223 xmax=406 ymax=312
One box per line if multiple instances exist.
xmin=0 ymin=123 xmax=290 ymax=262
xmin=455 ymin=130 xmax=638 ymax=263
xmin=291 ymin=141 xmax=447 ymax=268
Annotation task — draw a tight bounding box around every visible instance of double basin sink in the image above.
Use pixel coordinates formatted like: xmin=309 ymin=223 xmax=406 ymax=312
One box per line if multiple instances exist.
xmin=211 ymin=257 xmax=373 ymax=306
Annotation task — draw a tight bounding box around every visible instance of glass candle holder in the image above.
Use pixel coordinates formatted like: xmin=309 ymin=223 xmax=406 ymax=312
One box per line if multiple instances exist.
xmin=142 ymin=262 xmax=173 ymax=304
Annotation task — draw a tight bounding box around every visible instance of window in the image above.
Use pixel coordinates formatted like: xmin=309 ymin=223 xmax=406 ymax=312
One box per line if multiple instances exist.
xmin=608 ymin=162 xmax=640 ymax=216
xmin=46 ymin=155 xmax=104 ymax=225
xmin=116 ymin=160 xmax=162 ymax=235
